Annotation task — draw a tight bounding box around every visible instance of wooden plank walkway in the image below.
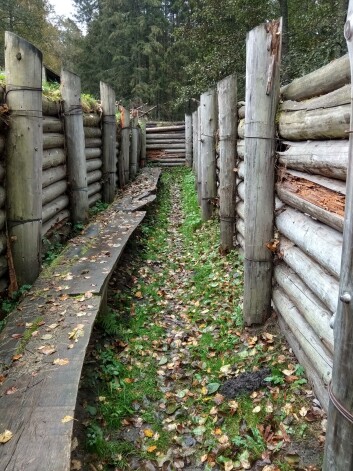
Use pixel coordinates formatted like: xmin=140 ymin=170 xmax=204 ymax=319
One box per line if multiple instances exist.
xmin=0 ymin=168 xmax=161 ymax=471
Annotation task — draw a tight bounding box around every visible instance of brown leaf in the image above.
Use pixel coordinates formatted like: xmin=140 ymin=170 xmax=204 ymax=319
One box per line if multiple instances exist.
xmin=0 ymin=430 xmax=13 ymax=444
xmin=12 ymin=354 xmax=23 ymax=362
xmin=70 ymin=459 xmax=82 ymax=470
xmin=11 ymin=333 xmax=23 ymax=340
xmin=5 ymin=387 xmax=18 ymax=395
xmin=38 ymin=346 xmax=57 ymax=355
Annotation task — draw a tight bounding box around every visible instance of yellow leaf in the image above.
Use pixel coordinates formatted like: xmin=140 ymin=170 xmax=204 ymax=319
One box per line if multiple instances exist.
xmin=299 ymin=406 xmax=308 ymax=417
xmin=144 ymin=429 xmax=154 ymax=438
xmin=214 ymin=428 xmax=222 ymax=436
xmin=220 ymin=364 xmax=231 ymax=375
xmin=53 ymin=358 xmax=69 ymax=366
xmin=282 ymin=369 xmax=295 ymax=376
xmin=224 ymin=461 xmax=234 ymax=471
xmin=252 ymin=405 xmax=261 ymax=414
xmin=0 ymin=430 xmax=13 ymax=444
xmin=218 ymin=434 xmax=229 ymax=445
xmin=147 ymin=445 xmax=157 ymax=453
xmin=200 ymin=454 xmax=208 ymax=463
xmin=135 ymin=291 xmax=143 ymax=299
xmin=201 ymin=386 xmax=208 ymax=395
xmin=61 ymin=415 xmax=74 ymax=423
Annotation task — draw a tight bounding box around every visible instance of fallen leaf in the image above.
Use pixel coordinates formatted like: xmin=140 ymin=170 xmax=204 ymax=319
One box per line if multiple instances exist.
xmin=48 ymin=323 xmax=59 ymax=329
xmin=0 ymin=375 xmax=6 ymax=385
xmin=41 ymin=334 xmax=53 ymax=341
xmin=38 ymin=346 xmax=56 ymax=355
xmin=299 ymin=406 xmax=308 ymax=417
xmin=207 ymin=382 xmax=220 ymax=394
xmin=0 ymin=430 xmax=13 ymax=444
xmin=11 ymin=333 xmax=23 ymax=340
xmin=70 ymin=459 xmax=82 ymax=470
xmin=144 ymin=429 xmax=154 ymax=438
xmin=252 ymin=405 xmax=261 ymax=413
xmin=147 ymin=445 xmax=157 ymax=453
xmin=61 ymin=415 xmax=74 ymax=423
xmin=220 ymin=364 xmax=231 ymax=375
xmin=135 ymin=291 xmax=143 ymax=299
xmin=214 ymin=393 xmax=225 ymax=405
xmin=5 ymin=387 xmax=18 ymax=395
xmin=12 ymin=354 xmax=23 ymax=362
xmin=53 ymin=358 xmax=69 ymax=366
xmin=84 ymin=291 xmax=93 ymax=299
xmin=224 ymin=461 xmax=234 ymax=471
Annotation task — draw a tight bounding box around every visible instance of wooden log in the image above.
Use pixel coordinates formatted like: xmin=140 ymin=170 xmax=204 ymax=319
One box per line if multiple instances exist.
xmin=130 ymin=116 xmax=139 ymax=179
xmin=278 ymin=316 xmax=329 ymax=411
xmin=324 ymin=8 xmax=353 ymax=468
xmin=150 ymin=158 xmax=186 ymax=164
xmin=237 ymin=140 xmax=244 ymax=159
xmin=43 ymin=116 xmax=63 ymax=134
xmin=237 ymin=180 xmax=245 ymax=200
xmin=192 ymin=110 xmax=199 ymax=175
xmin=0 ymin=163 xmax=5 ymax=182
xmin=42 ymin=209 xmax=70 ymax=236
xmin=197 ymin=105 xmax=202 ymax=203
xmin=89 ymin=192 xmax=102 ymax=207
xmin=276 ymin=206 xmax=342 ymax=278
xmin=84 ymin=126 xmax=102 ymax=138
xmin=236 ymin=218 xmax=245 ymax=238
xmin=285 ymin=169 xmax=346 ymax=194
xmin=146 ymin=139 xmax=185 ymax=146
xmin=83 ymin=113 xmax=101 ymax=127
xmin=140 ymin=122 xmax=147 ymax=168
xmin=146 ymin=125 xmax=185 ymax=133
xmin=237 ymin=119 xmax=244 ymax=139
xmin=42 ymin=195 xmax=69 ymax=223
xmin=200 ymin=89 xmax=217 ymax=220
xmin=281 ymin=54 xmax=350 ymax=102
xmin=238 ymin=160 xmax=245 ymax=180
xmin=100 ymin=81 xmax=116 ymax=202
xmin=238 ymin=105 xmax=245 ymax=119
xmin=43 ymin=148 xmax=66 ymax=170
xmin=236 ymin=200 xmax=244 ymax=220
xmin=42 ymin=165 xmax=67 ymax=188
xmin=279 ymin=236 xmax=339 ymax=313
xmin=155 ymin=162 xmax=185 ymax=167
xmin=0 ymin=233 xmax=7 ymax=255
xmin=42 ymin=180 xmax=68 ymax=206
xmin=85 ymin=148 xmax=102 ymax=160
xmin=243 ymin=19 xmax=282 ymax=325
xmin=278 ymin=140 xmax=348 ymax=181
xmin=274 ymin=263 xmax=334 ymax=353
xmin=5 ymin=32 xmax=43 ymax=285
xmin=146 ymin=143 xmax=186 ymax=149
xmin=61 ymin=69 xmax=89 ymax=224
xmin=88 ymin=182 xmax=102 ymax=197
xmin=218 ymin=74 xmax=237 ymax=251
xmin=86 ymin=159 xmax=102 ymax=172
xmin=236 ymin=233 xmax=245 ymax=250
xmin=42 ymin=96 xmax=60 ymax=116
xmin=85 ymin=138 xmax=102 ymax=148
xmin=164 ymin=149 xmax=186 ymax=154
xmin=185 ymin=114 xmax=193 ymax=168
xmin=146 ymin=133 xmax=185 ymax=140
xmin=0 ymin=135 xmax=5 ymax=155
xmin=87 ymin=170 xmax=102 ymax=185
xmin=279 ymin=104 xmax=351 ymax=140
xmin=280 ymin=84 xmax=350 ymax=112
xmin=0 ymin=209 xmax=6 ymax=231
xmin=43 ymin=133 xmax=65 ymax=150
xmin=273 ymin=287 xmax=332 ymax=384
xmin=120 ymin=106 xmax=130 ymax=186
xmin=0 ymin=255 xmax=8 ymax=278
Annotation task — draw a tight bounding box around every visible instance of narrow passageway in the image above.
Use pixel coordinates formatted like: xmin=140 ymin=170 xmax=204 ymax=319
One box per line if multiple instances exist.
xmin=72 ymin=169 xmax=324 ymax=471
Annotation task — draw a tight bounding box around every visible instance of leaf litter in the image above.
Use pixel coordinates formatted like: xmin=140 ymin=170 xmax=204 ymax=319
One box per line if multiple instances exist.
xmin=71 ymin=169 xmax=324 ymax=471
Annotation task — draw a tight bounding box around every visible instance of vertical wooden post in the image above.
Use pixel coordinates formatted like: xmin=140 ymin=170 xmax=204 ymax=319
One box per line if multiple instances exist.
xmin=130 ymin=111 xmax=139 ymax=179
xmin=243 ymin=20 xmax=282 ymax=325
xmin=218 ymin=74 xmax=237 ymax=251
xmin=140 ymin=120 xmax=147 ymax=168
xmin=5 ymin=32 xmax=43 ymax=285
xmin=100 ymin=81 xmax=116 ymax=203
xmin=200 ymin=89 xmax=217 ymax=220
xmin=192 ymin=109 xmax=198 ymax=176
xmin=185 ymin=113 xmax=193 ymax=167
xmin=120 ymin=106 xmax=130 ymax=185
xmin=61 ymin=69 xmax=89 ymax=224
xmin=324 ymin=3 xmax=353 ymax=468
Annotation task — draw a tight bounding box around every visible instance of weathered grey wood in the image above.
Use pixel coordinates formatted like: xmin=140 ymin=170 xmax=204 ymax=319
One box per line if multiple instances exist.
xmin=43 ymin=133 xmax=65 ymax=150
xmin=281 ymin=54 xmax=350 ymax=102
xmin=146 ymin=125 xmax=185 ymax=133
xmin=43 ymin=148 xmax=66 ymax=170
xmin=42 ymin=96 xmax=60 ymax=116
xmin=218 ymin=74 xmax=237 ymax=251
xmin=84 ymin=126 xmax=102 ymax=138
xmin=42 ymin=166 xmax=67 ymax=188
xmin=279 ymin=236 xmax=339 ymax=313
xmin=197 ymin=105 xmax=202 ymax=203
xmin=243 ymin=19 xmax=282 ymax=325
xmin=42 ymin=195 xmax=69 ymax=223
xmin=146 ymin=133 xmax=184 ymax=140
xmin=43 ymin=116 xmax=63 ymax=133
xmin=285 ymin=169 xmax=346 ymax=194
xmin=87 ymin=170 xmax=102 ymax=185
xmin=85 ymin=148 xmax=102 ymax=160
xmin=85 ymin=138 xmax=102 ymax=148
xmin=278 ymin=140 xmax=348 ymax=181
xmin=278 ymin=316 xmax=329 ymax=411
xmin=276 ymin=206 xmax=342 ymax=278
xmin=273 ymin=287 xmax=332 ymax=384
xmin=238 ymin=160 xmax=245 ymax=180
xmin=5 ymin=32 xmax=43 ymax=285
xmin=236 ymin=233 xmax=245 ymax=250
xmin=237 ymin=140 xmax=244 ymax=159
xmin=237 ymin=119 xmax=244 ymax=139
xmin=279 ymin=104 xmax=351 ymax=140
xmin=130 ymin=115 xmax=139 ymax=179
xmin=237 ymin=180 xmax=245 ymax=200
xmin=200 ymin=89 xmax=217 ymax=220
xmin=0 ymin=135 xmax=5 ymax=155
xmin=0 ymin=186 xmax=5 ymax=208
xmin=185 ymin=114 xmax=193 ymax=167
xmin=42 ymin=209 xmax=70 ymax=236
xmin=87 ymin=159 xmax=102 ymax=172
xmin=88 ymin=182 xmax=102 ymax=197
xmin=89 ymin=193 xmax=102 ymax=207
xmin=156 ymin=162 xmax=185 ymax=167
xmin=192 ymin=110 xmax=198 ymax=175
xmin=274 ymin=263 xmax=334 ymax=353
xmin=276 ymin=184 xmax=344 ymax=232
xmin=0 ymin=163 xmax=5 ymax=184
xmin=61 ymin=69 xmax=89 ymax=224
xmin=120 ymin=106 xmax=130 ymax=186
xmin=83 ymin=113 xmax=101 ymax=127
xmin=236 ymin=218 xmax=245 ymax=238
xmin=146 ymin=138 xmax=185 ymax=145
xmin=100 ymin=81 xmax=116 ymax=202
xmin=280 ymin=84 xmax=350 ymax=112
xmin=238 ymin=105 xmax=245 ymax=119
xmin=324 ymin=7 xmax=353 ymax=468
xmin=236 ymin=200 xmax=244 ymax=220
xmin=42 ymin=180 xmax=68 ymax=206
xmin=0 ymin=209 xmax=6 ymax=231
xmin=0 ymin=255 xmax=7 ymax=278
xmin=146 ymin=143 xmax=186 ymax=149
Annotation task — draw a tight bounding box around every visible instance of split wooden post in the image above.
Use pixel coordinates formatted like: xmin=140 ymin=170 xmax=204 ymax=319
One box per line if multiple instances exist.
xmin=192 ymin=109 xmax=198 ymax=176
xmin=200 ymin=90 xmax=217 ymax=220
xmin=185 ymin=113 xmax=193 ymax=167
xmin=5 ymin=32 xmax=43 ymax=285
xmin=120 ymin=106 xmax=130 ymax=185
xmin=243 ymin=19 xmax=282 ymax=325
xmin=100 ymin=81 xmax=117 ymax=203
xmin=217 ymin=74 xmax=237 ymax=251
xmin=324 ymin=3 xmax=353 ymax=468
xmin=130 ymin=111 xmax=139 ymax=179
xmin=61 ymin=69 xmax=89 ymax=224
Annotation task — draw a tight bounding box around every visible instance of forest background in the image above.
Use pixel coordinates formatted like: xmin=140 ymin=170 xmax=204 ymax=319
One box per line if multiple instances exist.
xmin=0 ymin=0 xmax=349 ymax=119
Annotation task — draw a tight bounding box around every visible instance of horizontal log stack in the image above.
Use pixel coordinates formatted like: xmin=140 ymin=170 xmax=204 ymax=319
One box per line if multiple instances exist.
xmin=146 ymin=123 xmax=186 ymax=166
xmin=84 ymin=114 xmax=103 ymax=207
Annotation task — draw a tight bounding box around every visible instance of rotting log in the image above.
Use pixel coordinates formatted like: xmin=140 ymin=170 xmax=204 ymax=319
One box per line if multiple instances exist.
xmin=5 ymin=32 xmax=43 ymax=285
xmin=85 ymin=148 xmax=102 ymax=160
xmin=43 ymin=133 xmax=65 ymax=150
xmin=43 ymin=148 xmax=66 ymax=170
xmin=100 ymin=81 xmax=116 ymax=202
xmin=43 ymin=116 xmax=63 ymax=134
xmin=279 ymin=104 xmax=351 ymax=140
xmin=85 ymin=138 xmax=102 ymax=148
xmin=243 ymin=19 xmax=282 ymax=325
xmin=281 ymin=53 xmax=350 ymax=101
xmin=284 ymin=169 xmax=346 ymax=194
xmin=84 ymin=126 xmax=102 ymax=138
xmin=130 ymin=114 xmax=139 ymax=179
xmin=280 ymin=84 xmax=350 ymax=112
xmin=218 ymin=74 xmax=237 ymax=251
xmin=276 ymin=206 xmax=342 ymax=278
xmin=278 ymin=140 xmax=348 ymax=181
xmin=83 ymin=113 xmax=101 ymax=127
xmin=185 ymin=114 xmax=193 ymax=167
xmin=42 ymin=195 xmax=69 ymax=223
xmin=274 ymin=263 xmax=333 ymax=353
xmin=279 ymin=236 xmax=339 ymax=313
xmin=87 ymin=170 xmax=102 ymax=185
xmin=42 ymin=166 xmax=67 ymax=188
xmin=200 ymin=89 xmax=217 ymax=220
xmin=61 ymin=69 xmax=89 ymax=224
xmin=273 ymin=287 xmax=332 ymax=385
xmin=87 ymin=159 xmax=102 ymax=172
xmin=42 ymin=181 xmax=68 ymax=206
xmin=120 ymin=106 xmax=130 ymax=186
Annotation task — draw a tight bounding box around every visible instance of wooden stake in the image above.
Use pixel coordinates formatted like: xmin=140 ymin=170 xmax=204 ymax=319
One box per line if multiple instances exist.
xmin=5 ymin=32 xmax=43 ymax=285
xmin=100 ymin=82 xmax=116 ymax=203
xmin=197 ymin=105 xmax=202 ymax=202
xmin=200 ymin=90 xmax=217 ymax=220
xmin=324 ymin=3 xmax=353 ymax=468
xmin=120 ymin=106 xmax=130 ymax=185
xmin=130 ymin=112 xmax=139 ymax=179
xmin=185 ymin=114 xmax=193 ymax=167
xmin=192 ymin=110 xmax=198 ymax=176
xmin=217 ymin=74 xmax=237 ymax=251
xmin=243 ymin=19 xmax=282 ymax=325
xmin=61 ymin=69 xmax=89 ymax=224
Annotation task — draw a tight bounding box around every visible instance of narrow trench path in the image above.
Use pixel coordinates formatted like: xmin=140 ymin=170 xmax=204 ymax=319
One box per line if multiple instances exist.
xmin=72 ymin=171 xmax=324 ymax=471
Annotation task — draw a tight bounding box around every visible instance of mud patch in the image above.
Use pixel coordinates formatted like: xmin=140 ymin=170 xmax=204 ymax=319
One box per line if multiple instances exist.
xmin=220 ymin=367 xmax=271 ymax=398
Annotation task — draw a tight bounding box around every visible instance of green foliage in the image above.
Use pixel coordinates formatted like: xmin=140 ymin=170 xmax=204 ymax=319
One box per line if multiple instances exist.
xmin=97 ymin=308 xmax=121 ymax=336
xmin=89 ymin=200 xmax=109 ymax=216
xmin=16 ymin=316 xmax=44 ymax=354
xmin=1 ymin=284 xmax=32 ymax=321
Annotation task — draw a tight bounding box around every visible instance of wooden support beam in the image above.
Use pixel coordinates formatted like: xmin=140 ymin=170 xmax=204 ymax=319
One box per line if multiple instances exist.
xmin=130 ymin=114 xmax=139 ymax=179
xmin=218 ymin=74 xmax=237 ymax=251
xmin=243 ymin=19 xmax=282 ymax=325
xmin=324 ymin=4 xmax=353 ymax=468
xmin=100 ymin=81 xmax=116 ymax=202
xmin=61 ymin=69 xmax=89 ymax=224
xmin=5 ymin=32 xmax=43 ymax=285
xmin=120 ymin=106 xmax=130 ymax=186
xmin=185 ymin=114 xmax=193 ymax=167
xmin=192 ymin=110 xmax=199 ymax=176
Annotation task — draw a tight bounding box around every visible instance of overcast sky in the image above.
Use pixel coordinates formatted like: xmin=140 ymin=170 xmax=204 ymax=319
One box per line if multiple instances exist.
xmin=49 ymin=0 xmax=75 ymax=18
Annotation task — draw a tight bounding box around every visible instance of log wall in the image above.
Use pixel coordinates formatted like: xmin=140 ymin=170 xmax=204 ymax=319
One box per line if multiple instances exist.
xmin=0 ymin=125 xmax=7 ymax=292
xmin=146 ymin=123 xmax=186 ymax=166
